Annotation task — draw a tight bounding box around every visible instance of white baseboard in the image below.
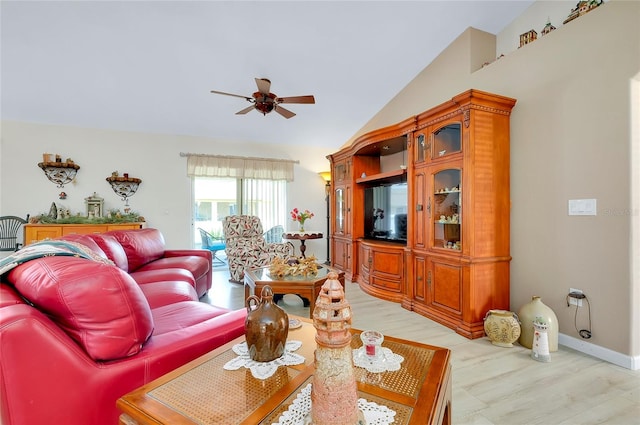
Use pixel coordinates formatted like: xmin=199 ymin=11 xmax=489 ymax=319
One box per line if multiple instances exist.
xmin=559 ymin=333 xmax=639 ymax=370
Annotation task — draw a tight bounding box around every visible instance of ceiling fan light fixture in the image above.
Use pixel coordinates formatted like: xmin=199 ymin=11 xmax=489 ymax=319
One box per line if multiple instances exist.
xmin=211 ymin=78 xmax=315 ymax=119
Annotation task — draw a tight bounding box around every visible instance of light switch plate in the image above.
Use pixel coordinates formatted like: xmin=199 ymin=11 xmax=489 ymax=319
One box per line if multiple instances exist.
xmin=568 ymin=199 xmax=597 ymax=216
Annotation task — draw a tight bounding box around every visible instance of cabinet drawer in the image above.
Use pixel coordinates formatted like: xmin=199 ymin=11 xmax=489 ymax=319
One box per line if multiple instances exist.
xmin=371 ymin=275 xmax=402 ymax=292
xmin=24 ymin=227 xmax=62 ymax=245
xmin=62 ymin=226 xmax=108 ymax=235
xmin=107 ymin=224 xmax=142 ymax=231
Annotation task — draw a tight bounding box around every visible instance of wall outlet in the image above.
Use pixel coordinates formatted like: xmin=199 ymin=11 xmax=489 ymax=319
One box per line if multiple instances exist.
xmin=569 ymin=288 xmax=583 ymax=307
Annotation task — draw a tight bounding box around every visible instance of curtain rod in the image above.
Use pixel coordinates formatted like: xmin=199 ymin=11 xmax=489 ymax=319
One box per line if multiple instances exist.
xmin=179 ymin=152 xmax=299 ymax=164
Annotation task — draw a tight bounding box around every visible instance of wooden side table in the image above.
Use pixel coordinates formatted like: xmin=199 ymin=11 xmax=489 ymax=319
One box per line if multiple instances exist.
xmin=282 ymin=232 xmax=323 ymax=258
xmin=244 ymin=264 xmax=345 ymax=318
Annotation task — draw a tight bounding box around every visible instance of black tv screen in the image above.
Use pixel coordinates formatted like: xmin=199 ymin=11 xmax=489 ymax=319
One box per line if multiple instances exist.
xmin=364 ymin=182 xmax=408 ymax=243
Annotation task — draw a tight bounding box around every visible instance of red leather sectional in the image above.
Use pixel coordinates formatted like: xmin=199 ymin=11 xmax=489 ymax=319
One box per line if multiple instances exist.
xmin=0 ymin=228 xmax=246 ymax=425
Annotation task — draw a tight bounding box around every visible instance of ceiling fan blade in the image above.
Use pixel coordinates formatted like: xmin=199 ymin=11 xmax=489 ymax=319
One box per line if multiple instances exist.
xmin=210 ymin=90 xmax=252 ymax=101
xmin=276 ymin=95 xmax=316 ymax=104
xmin=235 ymin=105 xmax=255 ymax=115
xmin=275 ymin=105 xmax=296 ymax=119
xmin=255 ymin=78 xmax=271 ymax=95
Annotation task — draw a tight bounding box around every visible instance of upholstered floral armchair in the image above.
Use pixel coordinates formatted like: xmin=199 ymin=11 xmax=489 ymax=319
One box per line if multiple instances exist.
xmin=222 ymin=215 xmax=294 ymax=283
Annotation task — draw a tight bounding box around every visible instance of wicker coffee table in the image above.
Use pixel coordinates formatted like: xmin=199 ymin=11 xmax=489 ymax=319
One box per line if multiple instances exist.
xmin=117 ymin=319 xmax=452 ymax=425
xmin=243 ymin=264 xmax=345 ymax=318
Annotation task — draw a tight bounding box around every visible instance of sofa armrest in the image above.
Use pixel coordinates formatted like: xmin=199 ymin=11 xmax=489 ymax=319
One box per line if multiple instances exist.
xmin=0 ymin=303 xmax=246 ymax=425
xmin=163 ymin=250 xmax=213 ymax=295
xmin=163 ymin=249 xmax=212 ymax=262
xmin=1 ymin=304 xmax=109 ymax=425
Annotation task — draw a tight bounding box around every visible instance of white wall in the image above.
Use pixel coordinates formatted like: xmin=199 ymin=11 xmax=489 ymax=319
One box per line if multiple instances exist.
xmin=0 ymin=122 xmax=333 ymax=261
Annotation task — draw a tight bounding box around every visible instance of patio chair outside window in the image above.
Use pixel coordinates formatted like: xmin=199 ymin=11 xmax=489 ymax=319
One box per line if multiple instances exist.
xmin=198 ymin=227 xmax=226 ymax=265
xmin=263 ymin=225 xmax=285 ymax=243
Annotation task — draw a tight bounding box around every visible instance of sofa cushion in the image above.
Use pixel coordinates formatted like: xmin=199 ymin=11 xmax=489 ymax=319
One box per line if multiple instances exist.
xmin=7 ymin=256 xmax=153 ymax=361
xmin=57 ymin=234 xmax=109 ymax=259
xmin=109 ymin=228 xmax=166 ymax=271
xmin=139 ymin=281 xmax=198 ymax=309
xmin=136 ymin=256 xmax=210 ymax=284
xmin=0 ymin=284 xmax=25 ymax=307
xmin=129 ymin=268 xmax=197 ymax=289
xmin=150 ymin=301 xmax=232 ymax=335
xmin=88 ymin=233 xmax=129 ymax=271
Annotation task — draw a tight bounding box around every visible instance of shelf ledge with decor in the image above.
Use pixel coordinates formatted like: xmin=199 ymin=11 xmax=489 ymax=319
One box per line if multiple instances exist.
xmin=37 ymin=161 xmax=80 ymax=188
xmin=106 ymin=174 xmax=142 ymax=208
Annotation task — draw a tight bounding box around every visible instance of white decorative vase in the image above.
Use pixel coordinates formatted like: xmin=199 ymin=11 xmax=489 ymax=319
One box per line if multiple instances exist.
xmin=518 ymin=296 xmax=558 ymax=351
xmin=483 ymin=310 xmax=521 ymax=347
xmin=531 ymin=321 xmax=551 ymax=362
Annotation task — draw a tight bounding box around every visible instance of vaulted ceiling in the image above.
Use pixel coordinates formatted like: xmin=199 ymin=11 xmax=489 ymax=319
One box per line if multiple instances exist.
xmin=1 ymin=1 xmax=534 ymax=150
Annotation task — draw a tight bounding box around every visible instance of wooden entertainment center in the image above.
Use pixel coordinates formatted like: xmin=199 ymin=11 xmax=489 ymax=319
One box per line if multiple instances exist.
xmin=328 ymin=89 xmax=516 ymax=338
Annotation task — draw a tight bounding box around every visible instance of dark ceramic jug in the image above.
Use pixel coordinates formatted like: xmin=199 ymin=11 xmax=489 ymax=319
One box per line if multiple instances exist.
xmin=245 ymin=285 xmax=289 ymax=362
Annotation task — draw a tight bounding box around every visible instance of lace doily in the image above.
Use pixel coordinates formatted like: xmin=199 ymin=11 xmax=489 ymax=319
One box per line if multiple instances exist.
xmin=273 ymin=383 xmax=396 ymax=425
xmin=352 ymin=347 xmax=404 ymax=373
xmin=223 ymin=340 xmax=305 ymax=379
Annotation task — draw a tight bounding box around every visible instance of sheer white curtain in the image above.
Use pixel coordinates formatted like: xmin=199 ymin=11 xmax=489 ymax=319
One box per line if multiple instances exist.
xmin=242 ymin=179 xmax=287 ymax=230
xmin=185 ymin=153 xmax=295 ymax=181
xmin=184 ymin=153 xmax=293 ymax=231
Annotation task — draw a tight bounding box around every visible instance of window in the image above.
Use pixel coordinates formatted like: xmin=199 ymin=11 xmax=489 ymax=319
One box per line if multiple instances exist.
xmin=193 ymin=177 xmax=286 ymax=246
xmin=185 ymin=153 xmax=294 ymax=247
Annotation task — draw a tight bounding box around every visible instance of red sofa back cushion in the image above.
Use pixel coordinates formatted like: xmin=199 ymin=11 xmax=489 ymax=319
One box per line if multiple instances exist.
xmin=108 ymin=228 xmax=166 ymax=271
xmin=89 ymin=233 xmax=129 ymax=271
xmin=58 ymin=233 xmax=109 ymax=259
xmin=7 ymin=256 xmax=154 ymax=361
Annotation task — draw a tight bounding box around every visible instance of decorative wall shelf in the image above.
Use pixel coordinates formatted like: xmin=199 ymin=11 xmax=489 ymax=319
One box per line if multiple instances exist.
xmin=37 ymin=162 xmax=80 ymax=188
xmin=106 ymin=176 xmax=142 ymax=207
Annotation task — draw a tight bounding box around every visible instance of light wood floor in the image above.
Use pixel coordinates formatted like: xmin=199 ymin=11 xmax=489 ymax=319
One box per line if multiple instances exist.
xmin=203 ymin=269 xmax=640 ymax=425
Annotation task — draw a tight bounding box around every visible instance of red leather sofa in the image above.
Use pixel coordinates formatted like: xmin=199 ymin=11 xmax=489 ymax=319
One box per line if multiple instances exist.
xmin=0 ymin=228 xmax=246 ymax=425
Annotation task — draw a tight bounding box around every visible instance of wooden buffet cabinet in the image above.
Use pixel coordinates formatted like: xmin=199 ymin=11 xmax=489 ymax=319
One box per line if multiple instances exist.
xmin=24 ymin=223 xmax=144 ymax=245
xmin=328 ymin=89 xmax=516 ymax=338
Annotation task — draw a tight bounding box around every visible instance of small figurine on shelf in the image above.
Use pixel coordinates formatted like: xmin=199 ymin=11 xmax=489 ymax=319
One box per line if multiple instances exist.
xmin=49 ymin=202 xmax=58 ymax=219
xmin=519 ymin=29 xmax=537 ymax=48
xmin=59 ymin=191 xmax=67 ymax=200
xmin=541 ymin=18 xmax=556 ymax=36
xmin=563 ymin=0 xmax=603 ymax=25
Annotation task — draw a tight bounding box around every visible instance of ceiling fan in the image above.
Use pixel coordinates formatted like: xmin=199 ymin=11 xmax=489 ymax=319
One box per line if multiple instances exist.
xmin=210 ymin=78 xmax=315 ymax=119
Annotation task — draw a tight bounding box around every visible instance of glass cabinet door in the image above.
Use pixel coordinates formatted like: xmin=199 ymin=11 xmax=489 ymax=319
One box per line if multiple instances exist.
xmin=431 ymin=123 xmax=461 ymax=159
xmin=431 ymin=168 xmax=461 ymax=251
xmin=335 ymin=187 xmax=345 ymax=234
xmin=334 ymin=162 xmax=348 ymax=183
xmin=416 ymin=134 xmax=427 ymax=163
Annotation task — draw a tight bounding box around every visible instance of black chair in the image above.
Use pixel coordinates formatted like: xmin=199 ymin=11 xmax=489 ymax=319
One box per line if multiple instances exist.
xmin=0 ymin=215 xmax=29 ymax=252
xmin=198 ymin=227 xmax=226 ymax=265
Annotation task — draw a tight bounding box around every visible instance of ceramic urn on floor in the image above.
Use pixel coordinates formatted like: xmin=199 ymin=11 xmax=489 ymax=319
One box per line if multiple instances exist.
xmin=483 ymin=309 xmax=521 ymax=347
xmin=518 ymin=296 xmax=558 ymax=351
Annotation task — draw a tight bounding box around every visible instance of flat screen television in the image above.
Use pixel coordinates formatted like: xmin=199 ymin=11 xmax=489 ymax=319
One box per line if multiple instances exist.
xmin=364 ymin=181 xmax=408 ymax=244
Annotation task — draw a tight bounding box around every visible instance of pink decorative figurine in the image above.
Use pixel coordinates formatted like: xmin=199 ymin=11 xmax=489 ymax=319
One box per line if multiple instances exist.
xmin=310 ymin=272 xmax=365 ymax=424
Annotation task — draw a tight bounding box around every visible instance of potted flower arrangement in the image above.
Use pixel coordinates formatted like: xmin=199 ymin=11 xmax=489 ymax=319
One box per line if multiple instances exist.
xmin=290 ymin=208 xmax=314 ymax=232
